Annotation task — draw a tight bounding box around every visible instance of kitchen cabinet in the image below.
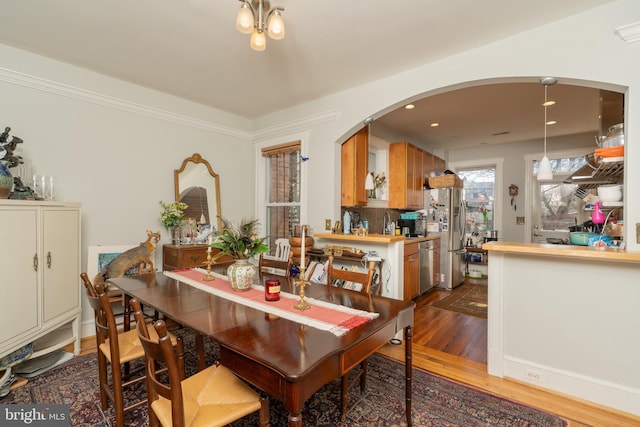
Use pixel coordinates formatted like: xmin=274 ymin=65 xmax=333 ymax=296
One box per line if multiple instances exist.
xmin=424 ymin=152 xmax=446 ymax=177
xmin=389 ymin=141 xmax=425 ymax=209
xmin=162 ymin=244 xmax=233 ymax=273
xmin=341 ymin=127 xmax=368 ymax=207
xmin=403 ymin=242 xmax=419 ymax=300
xmin=0 ymin=201 xmax=81 ymax=359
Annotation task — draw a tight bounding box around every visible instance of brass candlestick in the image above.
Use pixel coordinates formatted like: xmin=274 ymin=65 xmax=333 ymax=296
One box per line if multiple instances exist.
xmin=293 ymin=266 xmax=311 ymax=311
xmin=203 ymin=248 xmax=216 ymax=281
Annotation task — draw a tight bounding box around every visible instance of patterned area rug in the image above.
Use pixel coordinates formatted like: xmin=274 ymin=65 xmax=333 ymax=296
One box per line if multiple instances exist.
xmin=1 ymin=328 xmax=564 ymax=426
xmin=432 ymin=283 xmax=488 ymax=319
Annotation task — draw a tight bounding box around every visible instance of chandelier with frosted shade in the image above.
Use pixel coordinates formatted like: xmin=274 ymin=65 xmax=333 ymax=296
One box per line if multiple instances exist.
xmin=236 ymin=0 xmax=285 ymax=51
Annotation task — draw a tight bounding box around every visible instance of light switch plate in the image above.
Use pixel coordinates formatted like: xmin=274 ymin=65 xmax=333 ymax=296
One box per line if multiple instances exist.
xmin=516 ymin=216 xmax=525 ymax=225
xmin=325 ymin=219 xmax=332 ymax=230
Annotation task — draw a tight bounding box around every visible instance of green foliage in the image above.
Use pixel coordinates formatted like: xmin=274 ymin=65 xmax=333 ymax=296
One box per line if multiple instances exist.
xmin=210 ymin=218 xmax=269 ymax=260
xmin=159 ymin=201 xmax=188 ymax=229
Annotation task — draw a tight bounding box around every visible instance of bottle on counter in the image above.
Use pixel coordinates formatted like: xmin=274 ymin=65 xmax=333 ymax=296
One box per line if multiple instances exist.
xmin=395 ymin=223 xmax=401 ymax=236
xmin=343 ymin=211 xmax=351 ymax=234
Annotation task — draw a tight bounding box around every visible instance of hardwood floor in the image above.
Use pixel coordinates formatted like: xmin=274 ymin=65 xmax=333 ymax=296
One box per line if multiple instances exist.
xmin=378 ymin=281 xmax=640 ymax=426
xmin=76 ymin=282 xmax=639 ymax=426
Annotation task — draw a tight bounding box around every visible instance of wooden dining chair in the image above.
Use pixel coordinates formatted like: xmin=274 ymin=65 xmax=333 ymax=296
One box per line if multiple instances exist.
xmin=326 ymin=255 xmax=377 ymax=421
xmin=258 ymin=253 xmax=292 ymax=290
xmin=81 ymin=273 xmax=178 ymax=427
xmin=130 ymin=298 xmax=270 ymax=427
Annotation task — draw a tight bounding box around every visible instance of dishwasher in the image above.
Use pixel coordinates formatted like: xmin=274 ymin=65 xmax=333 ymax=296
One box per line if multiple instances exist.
xmin=418 ymin=240 xmax=434 ymax=294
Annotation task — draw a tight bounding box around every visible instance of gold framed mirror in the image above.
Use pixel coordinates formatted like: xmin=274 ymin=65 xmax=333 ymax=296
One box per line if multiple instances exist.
xmin=174 ymin=153 xmax=222 ymax=233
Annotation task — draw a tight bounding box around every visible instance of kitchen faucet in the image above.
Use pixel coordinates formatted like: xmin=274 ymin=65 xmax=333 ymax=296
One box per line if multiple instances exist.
xmin=383 ymin=212 xmax=391 ymax=235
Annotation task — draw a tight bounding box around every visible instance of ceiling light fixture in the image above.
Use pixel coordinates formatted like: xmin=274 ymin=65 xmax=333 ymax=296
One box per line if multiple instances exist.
xmin=404 ymin=104 xmax=415 ymax=110
xmin=236 ymin=0 xmax=285 ymax=51
xmin=537 ymin=77 xmax=557 ymax=181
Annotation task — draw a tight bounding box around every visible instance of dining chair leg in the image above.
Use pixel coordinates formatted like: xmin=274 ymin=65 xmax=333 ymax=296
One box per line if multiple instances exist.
xmin=96 ymin=352 xmax=109 ymax=410
xmin=195 ymin=332 xmax=206 ymax=372
xmin=111 ymin=360 xmax=125 ymax=427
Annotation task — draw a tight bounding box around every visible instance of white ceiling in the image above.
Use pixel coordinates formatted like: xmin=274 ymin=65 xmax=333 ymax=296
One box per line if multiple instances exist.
xmin=0 ymin=0 xmax=615 ymax=149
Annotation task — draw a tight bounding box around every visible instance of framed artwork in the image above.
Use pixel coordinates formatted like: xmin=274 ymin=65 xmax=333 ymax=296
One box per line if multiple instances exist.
xmin=86 ymin=245 xmax=145 ymax=282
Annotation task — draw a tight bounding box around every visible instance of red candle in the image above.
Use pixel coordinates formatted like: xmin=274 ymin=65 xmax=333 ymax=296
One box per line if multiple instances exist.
xmin=265 ymin=279 xmax=281 ymax=301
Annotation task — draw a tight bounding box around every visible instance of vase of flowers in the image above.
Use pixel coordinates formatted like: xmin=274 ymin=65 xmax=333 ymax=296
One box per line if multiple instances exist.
xmin=210 ymin=218 xmax=269 ymax=291
xmin=159 ymin=201 xmax=188 ymax=245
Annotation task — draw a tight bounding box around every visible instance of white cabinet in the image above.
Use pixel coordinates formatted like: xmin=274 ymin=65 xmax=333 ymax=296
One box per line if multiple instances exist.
xmin=0 ymin=200 xmax=81 ymax=359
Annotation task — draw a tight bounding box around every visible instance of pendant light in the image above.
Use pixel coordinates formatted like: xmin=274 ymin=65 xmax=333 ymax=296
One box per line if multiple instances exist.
xmin=537 ymin=77 xmax=556 ymax=181
xmin=198 ymin=187 xmax=207 ymax=225
xmin=363 ymin=117 xmax=375 ymax=195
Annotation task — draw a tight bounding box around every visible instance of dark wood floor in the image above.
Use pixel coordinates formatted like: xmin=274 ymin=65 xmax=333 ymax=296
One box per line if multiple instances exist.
xmin=413 ymin=281 xmax=488 ymax=364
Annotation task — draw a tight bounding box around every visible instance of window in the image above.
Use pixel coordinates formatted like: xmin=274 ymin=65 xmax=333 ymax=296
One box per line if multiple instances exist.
xmin=531 ymin=154 xmax=589 ymax=241
xmin=458 ymin=167 xmax=495 ymax=240
xmin=262 ymin=141 xmax=301 ymax=254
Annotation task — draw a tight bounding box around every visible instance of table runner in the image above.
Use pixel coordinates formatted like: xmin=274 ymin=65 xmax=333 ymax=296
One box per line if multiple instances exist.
xmin=164 ymin=268 xmax=379 ymax=336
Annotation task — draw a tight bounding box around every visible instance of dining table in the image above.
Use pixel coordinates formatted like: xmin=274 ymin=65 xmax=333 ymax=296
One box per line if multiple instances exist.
xmin=108 ymin=270 xmax=415 ymax=426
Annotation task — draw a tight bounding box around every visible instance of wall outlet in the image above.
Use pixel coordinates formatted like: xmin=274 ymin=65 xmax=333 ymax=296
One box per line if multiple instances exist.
xmin=325 ymin=219 xmax=332 ymax=230
xmin=516 ymin=216 xmax=525 ymax=225
xmin=525 ymin=368 xmax=542 ymax=383
xmin=440 ymin=273 xmax=445 ymax=282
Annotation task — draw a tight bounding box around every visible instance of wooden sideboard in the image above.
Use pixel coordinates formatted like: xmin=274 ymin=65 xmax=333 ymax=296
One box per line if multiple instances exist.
xmin=162 ymin=244 xmax=233 ymax=273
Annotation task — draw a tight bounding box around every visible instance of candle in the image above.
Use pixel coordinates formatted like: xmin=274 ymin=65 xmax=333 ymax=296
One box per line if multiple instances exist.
xmin=300 ymin=225 xmax=306 ymax=269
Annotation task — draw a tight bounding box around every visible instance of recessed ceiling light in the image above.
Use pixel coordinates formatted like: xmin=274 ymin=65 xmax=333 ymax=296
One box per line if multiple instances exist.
xmin=405 ymin=104 xmax=415 ymax=110
xmin=543 ymin=100 xmax=556 ymax=106
xmin=546 ymin=120 xmax=557 ymax=125
xmin=430 ymin=122 xmax=439 ymax=127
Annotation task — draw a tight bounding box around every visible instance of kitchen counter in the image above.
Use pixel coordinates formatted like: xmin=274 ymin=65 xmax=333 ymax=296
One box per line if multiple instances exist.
xmin=483 ymin=241 xmax=640 ymax=263
xmin=312 ymin=232 xmax=439 ymax=245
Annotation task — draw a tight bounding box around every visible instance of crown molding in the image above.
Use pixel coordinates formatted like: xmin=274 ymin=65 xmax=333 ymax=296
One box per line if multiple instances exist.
xmin=0 ymin=67 xmax=251 ymax=139
xmin=252 ymin=110 xmax=341 ymax=141
xmin=615 ymin=22 xmax=640 ymax=43
xmin=0 ymin=66 xmax=341 ymax=142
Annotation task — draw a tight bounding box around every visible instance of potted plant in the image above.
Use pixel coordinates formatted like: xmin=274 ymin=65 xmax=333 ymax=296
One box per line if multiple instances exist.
xmin=210 ymin=218 xmax=269 ymax=291
xmin=159 ymin=201 xmax=188 ymax=244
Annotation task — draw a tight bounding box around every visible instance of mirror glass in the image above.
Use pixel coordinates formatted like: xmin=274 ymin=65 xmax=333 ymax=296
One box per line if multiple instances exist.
xmin=174 ymin=153 xmax=222 ymax=233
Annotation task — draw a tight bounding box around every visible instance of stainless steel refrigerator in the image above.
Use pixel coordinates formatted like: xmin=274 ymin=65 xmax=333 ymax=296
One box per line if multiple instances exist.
xmin=432 ymin=186 xmax=466 ymax=290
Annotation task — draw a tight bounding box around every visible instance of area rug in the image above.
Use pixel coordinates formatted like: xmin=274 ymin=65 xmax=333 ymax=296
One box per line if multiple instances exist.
xmin=1 ymin=328 xmax=564 ymax=426
xmin=432 ymin=283 xmax=488 ymax=319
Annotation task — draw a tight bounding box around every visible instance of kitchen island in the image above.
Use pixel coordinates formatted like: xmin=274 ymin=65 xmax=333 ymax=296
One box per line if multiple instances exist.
xmin=483 ymin=241 xmax=640 ymax=417
xmin=312 ymin=233 xmax=440 ymax=300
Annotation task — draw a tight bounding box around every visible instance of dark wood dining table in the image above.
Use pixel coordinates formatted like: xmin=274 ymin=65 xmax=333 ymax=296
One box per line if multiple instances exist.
xmin=108 ymin=271 xmax=415 ymax=426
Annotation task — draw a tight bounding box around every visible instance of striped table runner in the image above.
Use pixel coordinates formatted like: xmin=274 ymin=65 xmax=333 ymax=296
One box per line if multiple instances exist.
xmin=164 ymin=268 xmax=379 ymax=336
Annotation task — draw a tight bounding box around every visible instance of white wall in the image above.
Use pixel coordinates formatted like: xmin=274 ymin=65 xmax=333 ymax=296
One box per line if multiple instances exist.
xmin=0 ymin=44 xmax=256 ymax=328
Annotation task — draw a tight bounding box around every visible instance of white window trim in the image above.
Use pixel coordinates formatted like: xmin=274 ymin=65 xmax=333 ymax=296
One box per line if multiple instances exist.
xmin=449 ymin=157 xmax=504 ymax=240
xmin=254 ymin=131 xmax=309 ymax=235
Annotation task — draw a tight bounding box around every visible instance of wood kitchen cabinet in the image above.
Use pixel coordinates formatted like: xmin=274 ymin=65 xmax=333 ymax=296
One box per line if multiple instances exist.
xmin=403 ymin=242 xmax=420 ymax=300
xmin=424 ymin=151 xmax=446 ymax=177
xmin=341 ymin=127 xmax=368 ymax=207
xmin=389 ymin=141 xmax=425 ymax=209
xmin=0 ymin=201 xmax=81 ymax=359
xmin=162 ymin=244 xmax=233 ymax=273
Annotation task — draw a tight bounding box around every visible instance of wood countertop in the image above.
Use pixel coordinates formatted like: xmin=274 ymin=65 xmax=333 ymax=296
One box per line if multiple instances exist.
xmin=312 ymin=233 xmax=439 ymax=244
xmin=483 ymin=241 xmax=640 ymax=263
